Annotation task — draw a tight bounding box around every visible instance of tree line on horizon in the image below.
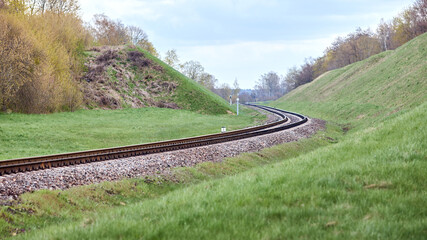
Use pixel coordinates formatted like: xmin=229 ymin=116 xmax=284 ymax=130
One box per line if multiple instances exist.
xmin=171 ymin=0 xmax=427 ymax=104
xmin=251 ymin=0 xmax=427 ymax=102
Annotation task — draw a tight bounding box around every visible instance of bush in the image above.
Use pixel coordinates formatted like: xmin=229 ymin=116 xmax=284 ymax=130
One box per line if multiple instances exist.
xmin=0 ymin=9 xmax=90 ymax=113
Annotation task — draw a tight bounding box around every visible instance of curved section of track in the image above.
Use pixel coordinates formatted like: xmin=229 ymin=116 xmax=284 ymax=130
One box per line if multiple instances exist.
xmin=0 ymin=105 xmax=307 ymax=176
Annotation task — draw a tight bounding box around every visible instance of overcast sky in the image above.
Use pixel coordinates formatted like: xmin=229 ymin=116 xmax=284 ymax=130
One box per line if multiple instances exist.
xmin=80 ymin=0 xmax=414 ymax=89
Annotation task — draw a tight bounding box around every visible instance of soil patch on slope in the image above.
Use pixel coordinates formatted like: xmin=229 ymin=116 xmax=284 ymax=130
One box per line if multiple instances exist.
xmin=81 ymin=46 xmax=179 ymax=109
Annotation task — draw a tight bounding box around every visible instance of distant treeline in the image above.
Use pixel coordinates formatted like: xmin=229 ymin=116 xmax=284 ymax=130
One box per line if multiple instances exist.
xmin=0 ymin=0 xmax=158 ymax=113
xmin=252 ymin=0 xmax=427 ymax=102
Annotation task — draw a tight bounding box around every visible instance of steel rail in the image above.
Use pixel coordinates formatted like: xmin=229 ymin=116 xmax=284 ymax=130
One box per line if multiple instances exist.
xmin=0 ymin=105 xmax=307 ymax=176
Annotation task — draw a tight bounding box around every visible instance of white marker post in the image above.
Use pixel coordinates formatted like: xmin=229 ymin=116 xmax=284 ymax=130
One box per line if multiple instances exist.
xmin=229 ymin=95 xmax=232 ymax=106
xmin=237 ymin=97 xmax=239 ymax=116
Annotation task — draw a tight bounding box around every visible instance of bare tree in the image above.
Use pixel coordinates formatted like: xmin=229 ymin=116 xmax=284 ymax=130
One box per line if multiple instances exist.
xmin=232 ymin=78 xmax=240 ymax=102
xmin=26 ymin=0 xmax=79 ymax=15
xmin=127 ymin=25 xmax=148 ymax=46
xmin=181 ymin=60 xmax=204 ymax=81
xmin=92 ymin=14 xmax=129 ymax=45
xmin=214 ymin=83 xmax=232 ymax=101
xmin=413 ymin=0 xmax=427 ymax=35
xmin=164 ymin=49 xmax=180 ymax=69
xmin=377 ymin=19 xmax=393 ymax=51
xmin=255 ymin=71 xmax=281 ymax=101
xmin=198 ymin=73 xmax=217 ymax=91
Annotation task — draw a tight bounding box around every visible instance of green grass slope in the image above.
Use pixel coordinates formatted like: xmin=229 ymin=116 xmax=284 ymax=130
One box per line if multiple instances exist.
xmin=272 ymin=32 xmax=427 ymax=129
xmin=138 ymin=47 xmax=232 ymax=115
xmin=81 ymin=45 xmax=231 ymax=115
xmin=15 ymin=102 xmax=427 ymax=240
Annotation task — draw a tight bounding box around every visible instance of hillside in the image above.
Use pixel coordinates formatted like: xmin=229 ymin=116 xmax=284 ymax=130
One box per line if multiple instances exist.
xmin=273 ymin=32 xmax=427 ymax=128
xmin=81 ymin=45 xmax=231 ymax=115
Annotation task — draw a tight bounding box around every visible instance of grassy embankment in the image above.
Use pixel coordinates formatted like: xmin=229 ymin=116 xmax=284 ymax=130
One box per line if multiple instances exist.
xmin=0 ymin=106 xmax=261 ymax=160
xmin=138 ymin=47 xmax=233 ymax=115
xmin=270 ymin=33 xmax=427 ymax=131
xmin=82 ymin=46 xmax=233 ymax=115
xmin=2 ymin=34 xmax=426 ymax=239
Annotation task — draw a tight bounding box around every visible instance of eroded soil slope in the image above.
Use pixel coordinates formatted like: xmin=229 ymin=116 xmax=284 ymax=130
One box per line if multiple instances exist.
xmin=81 ymin=46 xmax=179 ymax=109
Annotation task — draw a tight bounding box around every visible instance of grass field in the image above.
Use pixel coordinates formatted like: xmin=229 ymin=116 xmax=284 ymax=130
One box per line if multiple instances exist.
xmin=0 ymin=106 xmax=262 ymax=160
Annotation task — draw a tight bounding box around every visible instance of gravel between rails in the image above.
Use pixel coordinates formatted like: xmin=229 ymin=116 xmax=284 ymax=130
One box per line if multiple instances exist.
xmin=0 ymin=115 xmax=325 ymax=202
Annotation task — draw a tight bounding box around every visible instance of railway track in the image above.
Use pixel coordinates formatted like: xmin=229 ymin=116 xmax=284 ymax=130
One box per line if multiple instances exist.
xmin=0 ymin=105 xmax=307 ymax=176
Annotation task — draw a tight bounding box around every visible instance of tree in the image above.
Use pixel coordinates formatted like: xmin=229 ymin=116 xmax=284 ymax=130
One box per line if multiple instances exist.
xmin=47 ymin=0 xmax=79 ymax=14
xmin=0 ymin=14 xmax=37 ymax=110
xmin=214 ymin=83 xmax=232 ymax=101
xmin=198 ymin=73 xmax=217 ymax=91
xmin=126 ymin=25 xmax=159 ymax=56
xmin=232 ymin=78 xmax=240 ymax=102
xmin=181 ymin=60 xmax=204 ymax=81
xmin=377 ymin=19 xmax=393 ymax=51
xmin=127 ymin=25 xmax=148 ymax=46
xmin=26 ymin=0 xmax=79 ymax=15
xmin=282 ymin=66 xmax=299 ymax=92
xmin=413 ymin=0 xmax=427 ymax=35
xmin=255 ymin=71 xmax=281 ymax=101
xmin=164 ymin=49 xmax=179 ymax=69
xmin=92 ymin=14 xmax=129 ymax=45
xmin=1 ymin=0 xmax=27 ymax=13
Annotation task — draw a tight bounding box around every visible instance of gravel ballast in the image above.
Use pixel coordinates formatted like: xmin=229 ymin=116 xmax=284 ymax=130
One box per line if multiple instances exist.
xmin=0 ymin=115 xmax=325 ymax=201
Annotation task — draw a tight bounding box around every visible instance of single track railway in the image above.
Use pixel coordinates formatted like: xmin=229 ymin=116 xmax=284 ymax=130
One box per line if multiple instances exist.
xmin=0 ymin=105 xmax=307 ymax=176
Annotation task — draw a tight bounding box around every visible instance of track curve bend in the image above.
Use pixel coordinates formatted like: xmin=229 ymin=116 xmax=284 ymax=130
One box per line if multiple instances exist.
xmin=0 ymin=105 xmax=307 ymax=176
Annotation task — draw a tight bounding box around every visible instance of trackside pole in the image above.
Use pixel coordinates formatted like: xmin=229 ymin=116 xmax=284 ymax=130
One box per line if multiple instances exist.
xmin=237 ymin=98 xmax=239 ymax=116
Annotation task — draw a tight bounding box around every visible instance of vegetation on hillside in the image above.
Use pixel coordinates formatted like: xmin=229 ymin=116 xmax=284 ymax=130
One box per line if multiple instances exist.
xmin=248 ymin=0 xmax=426 ymax=102
xmin=0 ymin=0 xmax=91 ymax=113
xmin=283 ymin=0 xmax=427 ymax=93
xmin=141 ymin=48 xmax=234 ymax=114
xmin=161 ymin=50 xmax=242 ymax=103
xmin=272 ymin=32 xmax=427 ymax=130
xmin=1 ymin=0 xmax=229 ymax=114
